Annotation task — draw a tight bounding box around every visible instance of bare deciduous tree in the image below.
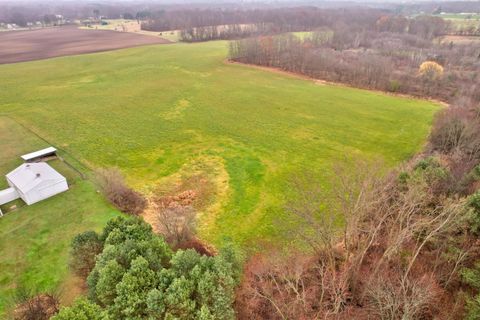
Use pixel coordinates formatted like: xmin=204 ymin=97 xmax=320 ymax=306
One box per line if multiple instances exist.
xmin=155 ymin=205 xmax=196 ymax=248
xmin=367 ymin=274 xmax=439 ymax=320
xmin=238 ymin=157 xmax=472 ymax=319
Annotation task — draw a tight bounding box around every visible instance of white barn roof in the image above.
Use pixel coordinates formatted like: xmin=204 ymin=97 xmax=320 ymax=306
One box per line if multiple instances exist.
xmin=6 ymin=163 xmax=65 ymax=193
xmin=21 ymin=147 xmax=57 ymax=162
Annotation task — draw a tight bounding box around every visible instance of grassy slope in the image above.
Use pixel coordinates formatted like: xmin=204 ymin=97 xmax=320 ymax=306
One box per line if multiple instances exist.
xmin=0 ymin=117 xmax=119 ymax=317
xmin=0 ymin=41 xmax=440 ymax=248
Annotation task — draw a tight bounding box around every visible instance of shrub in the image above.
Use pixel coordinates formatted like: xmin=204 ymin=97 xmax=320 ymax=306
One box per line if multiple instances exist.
xmin=429 ymin=107 xmax=480 ymax=157
xmin=13 ymin=292 xmax=59 ymax=320
xmin=419 ymin=61 xmax=444 ymax=81
xmin=389 ymin=79 xmax=401 ymax=92
xmin=398 ymin=171 xmax=410 ymax=185
xmin=465 ymin=297 xmax=480 ymax=320
xmin=95 ymin=168 xmax=147 ymax=215
xmin=472 ymin=165 xmax=480 ymax=181
xmin=413 ymin=156 xmax=450 ymax=194
xmin=70 ymin=231 xmax=103 ymax=279
xmin=414 ymin=157 xmax=441 ymax=171
xmin=469 ymin=192 xmax=480 ymax=213
xmin=155 ymin=205 xmax=196 ymax=248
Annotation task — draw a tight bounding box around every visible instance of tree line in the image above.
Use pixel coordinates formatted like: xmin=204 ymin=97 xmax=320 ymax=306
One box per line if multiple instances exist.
xmin=143 ymin=7 xmax=384 ymax=35
xmin=142 ymin=7 xmax=467 ymax=42
xmin=229 ymin=16 xmax=479 ymax=106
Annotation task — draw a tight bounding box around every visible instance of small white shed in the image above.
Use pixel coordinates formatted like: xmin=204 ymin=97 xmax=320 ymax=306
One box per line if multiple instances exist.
xmin=21 ymin=147 xmax=57 ymax=162
xmin=5 ymin=163 xmax=68 ymax=205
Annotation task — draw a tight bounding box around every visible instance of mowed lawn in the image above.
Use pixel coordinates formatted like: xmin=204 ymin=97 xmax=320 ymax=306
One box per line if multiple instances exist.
xmin=0 ymin=40 xmax=440 ymax=250
xmin=0 ymin=117 xmax=119 ymax=317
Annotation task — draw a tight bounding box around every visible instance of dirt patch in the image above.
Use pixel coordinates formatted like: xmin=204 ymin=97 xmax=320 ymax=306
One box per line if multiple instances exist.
xmin=0 ymin=26 xmax=170 ymax=64
xmin=143 ymin=174 xmax=214 ymax=232
xmin=155 ymin=174 xmax=215 ymax=213
xmin=142 ymin=173 xmax=218 ymax=256
xmin=157 ymin=190 xmax=198 ymax=209
xmin=58 ymin=274 xmax=87 ymax=307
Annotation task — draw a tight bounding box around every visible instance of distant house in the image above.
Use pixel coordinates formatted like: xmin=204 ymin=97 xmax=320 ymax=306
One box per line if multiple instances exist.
xmin=4 ymin=163 xmax=68 ymax=205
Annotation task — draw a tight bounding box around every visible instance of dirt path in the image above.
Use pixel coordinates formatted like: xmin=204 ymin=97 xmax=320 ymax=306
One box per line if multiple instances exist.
xmin=0 ymin=26 xmax=170 ymax=64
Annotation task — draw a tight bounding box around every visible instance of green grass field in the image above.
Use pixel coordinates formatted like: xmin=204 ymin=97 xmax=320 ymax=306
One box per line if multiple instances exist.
xmin=437 ymin=13 xmax=480 ymax=20
xmin=433 ymin=13 xmax=480 ymax=31
xmin=0 ymin=40 xmax=440 ymax=248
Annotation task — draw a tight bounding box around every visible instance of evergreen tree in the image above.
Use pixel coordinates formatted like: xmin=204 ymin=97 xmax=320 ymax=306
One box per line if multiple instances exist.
xmin=56 ymin=216 xmax=239 ymax=319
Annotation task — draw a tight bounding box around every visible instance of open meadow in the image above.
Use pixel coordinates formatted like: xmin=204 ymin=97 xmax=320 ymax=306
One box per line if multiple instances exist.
xmin=434 ymin=13 xmax=480 ymax=34
xmin=0 ymin=38 xmax=440 ymax=316
xmin=0 ymin=40 xmax=440 ymax=245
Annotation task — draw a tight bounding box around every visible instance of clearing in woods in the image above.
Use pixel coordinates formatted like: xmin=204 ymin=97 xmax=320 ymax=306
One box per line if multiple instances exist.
xmin=0 ymin=40 xmax=441 ymax=249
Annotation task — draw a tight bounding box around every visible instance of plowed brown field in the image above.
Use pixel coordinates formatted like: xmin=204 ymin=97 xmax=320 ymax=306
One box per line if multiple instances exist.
xmin=0 ymin=26 xmax=169 ymax=64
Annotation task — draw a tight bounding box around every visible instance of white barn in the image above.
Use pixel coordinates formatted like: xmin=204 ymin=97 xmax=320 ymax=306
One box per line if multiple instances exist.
xmin=4 ymin=163 xmax=68 ymax=205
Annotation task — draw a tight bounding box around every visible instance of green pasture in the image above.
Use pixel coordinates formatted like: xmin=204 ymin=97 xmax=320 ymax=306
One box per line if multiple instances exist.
xmin=0 ymin=40 xmax=440 ymax=248
xmin=434 ymin=13 xmax=480 ymax=30
xmin=437 ymin=13 xmax=480 ymax=20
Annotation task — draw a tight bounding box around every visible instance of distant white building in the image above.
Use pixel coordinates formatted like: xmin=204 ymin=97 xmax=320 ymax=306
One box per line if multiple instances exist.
xmin=4 ymin=163 xmax=68 ymax=205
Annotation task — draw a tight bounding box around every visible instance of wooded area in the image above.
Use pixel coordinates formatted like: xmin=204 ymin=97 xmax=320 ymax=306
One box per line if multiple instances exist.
xmin=229 ymin=12 xmax=479 ymax=106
